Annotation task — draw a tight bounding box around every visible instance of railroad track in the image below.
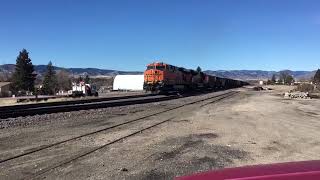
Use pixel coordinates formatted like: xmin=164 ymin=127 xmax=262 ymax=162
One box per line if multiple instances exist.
xmin=0 ymin=90 xmax=232 ymax=119
xmin=0 ymin=94 xmax=153 ymax=112
xmin=0 ymin=94 xmax=178 ymax=119
xmin=0 ymin=90 xmax=238 ymax=179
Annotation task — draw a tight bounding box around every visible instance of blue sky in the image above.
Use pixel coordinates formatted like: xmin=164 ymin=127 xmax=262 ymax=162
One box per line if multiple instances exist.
xmin=1 ymin=0 xmax=320 ymax=71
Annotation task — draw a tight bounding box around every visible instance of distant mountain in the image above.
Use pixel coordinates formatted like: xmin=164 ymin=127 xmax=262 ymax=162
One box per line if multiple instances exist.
xmin=0 ymin=64 xmax=143 ymax=77
xmin=0 ymin=64 xmax=316 ymax=80
xmin=0 ymin=64 xmax=15 ymax=73
xmin=204 ymin=70 xmax=316 ymax=81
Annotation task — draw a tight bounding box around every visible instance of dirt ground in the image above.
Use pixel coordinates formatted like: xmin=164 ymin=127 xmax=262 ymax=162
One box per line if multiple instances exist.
xmin=1 ymin=86 xmax=320 ymax=179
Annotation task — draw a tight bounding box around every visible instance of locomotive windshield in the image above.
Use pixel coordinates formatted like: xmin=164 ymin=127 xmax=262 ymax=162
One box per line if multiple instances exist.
xmin=146 ymin=65 xmax=165 ymax=70
xmin=147 ymin=66 xmax=154 ymax=70
xmin=155 ymin=66 xmax=165 ymax=70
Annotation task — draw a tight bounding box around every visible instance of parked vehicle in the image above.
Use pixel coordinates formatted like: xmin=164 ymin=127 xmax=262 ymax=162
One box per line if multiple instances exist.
xmin=70 ymin=82 xmax=98 ymax=97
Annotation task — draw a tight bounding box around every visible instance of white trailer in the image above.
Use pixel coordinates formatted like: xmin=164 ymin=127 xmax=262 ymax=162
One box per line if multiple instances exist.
xmin=71 ymin=82 xmax=98 ymax=96
xmin=72 ymin=82 xmax=86 ymax=94
xmin=113 ymin=75 xmax=144 ymax=91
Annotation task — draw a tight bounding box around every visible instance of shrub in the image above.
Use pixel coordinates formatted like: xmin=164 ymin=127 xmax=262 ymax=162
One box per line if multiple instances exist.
xmin=295 ymin=83 xmax=315 ymax=93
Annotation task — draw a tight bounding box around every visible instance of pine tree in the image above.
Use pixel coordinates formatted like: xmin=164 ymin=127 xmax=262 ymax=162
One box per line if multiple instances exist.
xmin=196 ymin=66 xmax=202 ymax=73
xmin=313 ymin=69 xmax=320 ymax=84
xmin=84 ymin=74 xmax=90 ymax=84
xmin=42 ymin=61 xmax=57 ymax=95
xmin=10 ymin=49 xmax=36 ymax=93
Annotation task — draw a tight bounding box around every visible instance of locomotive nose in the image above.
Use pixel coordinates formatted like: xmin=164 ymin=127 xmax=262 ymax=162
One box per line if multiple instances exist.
xmin=144 ymin=69 xmax=162 ymax=83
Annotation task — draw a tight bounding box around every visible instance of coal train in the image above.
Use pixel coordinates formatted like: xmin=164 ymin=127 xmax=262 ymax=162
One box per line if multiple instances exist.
xmin=143 ymin=62 xmax=248 ymax=93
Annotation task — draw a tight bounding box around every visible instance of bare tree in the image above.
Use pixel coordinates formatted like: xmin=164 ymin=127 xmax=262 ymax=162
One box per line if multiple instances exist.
xmin=0 ymin=73 xmax=7 ymax=82
xmin=279 ymin=71 xmax=294 ymax=85
xmin=56 ymin=70 xmax=72 ymax=91
xmin=271 ymin=74 xmax=276 ymax=84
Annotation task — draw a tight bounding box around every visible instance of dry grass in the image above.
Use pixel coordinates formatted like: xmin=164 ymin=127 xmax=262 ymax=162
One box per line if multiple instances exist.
xmin=0 ymin=97 xmax=71 ymax=107
xmin=295 ymin=83 xmax=316 ymax=93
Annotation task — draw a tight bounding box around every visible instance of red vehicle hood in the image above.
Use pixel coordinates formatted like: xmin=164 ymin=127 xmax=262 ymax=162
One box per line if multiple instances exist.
xmin=176 ymin=160 xmax=320 ymax=180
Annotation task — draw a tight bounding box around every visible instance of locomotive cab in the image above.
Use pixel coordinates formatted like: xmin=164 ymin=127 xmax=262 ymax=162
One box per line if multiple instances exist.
xmin=143 ymin=62 xmax=192 ymax=93
xmin=144 ymin=62 xmax=166 ymax=92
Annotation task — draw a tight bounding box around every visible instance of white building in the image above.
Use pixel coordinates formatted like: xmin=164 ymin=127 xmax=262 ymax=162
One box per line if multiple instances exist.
xmin=113 ymin=75 xmax=144 ymax=91
xmin=259 ymin=80 xmax=264 ymax=85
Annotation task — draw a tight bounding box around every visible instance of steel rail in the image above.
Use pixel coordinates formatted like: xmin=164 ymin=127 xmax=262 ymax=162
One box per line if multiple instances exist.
xmin=0 ymin=95 xmax=178 ymax=119
xmin=0 ymin=94 xmax=154 ymax=112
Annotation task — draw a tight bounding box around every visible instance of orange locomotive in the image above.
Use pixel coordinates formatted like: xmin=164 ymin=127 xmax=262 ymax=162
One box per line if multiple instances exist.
xmin=143 ymin=62 xmax=212 ymax=92
xmin=144 ymin=62 xmax=193 ymax=92
xmin=143 ymin=62 xmax=249 ymax=93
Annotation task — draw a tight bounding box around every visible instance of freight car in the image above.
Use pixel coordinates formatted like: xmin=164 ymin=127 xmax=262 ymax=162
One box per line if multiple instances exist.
xmin=143 ymin=62 xmax=248 ymax=93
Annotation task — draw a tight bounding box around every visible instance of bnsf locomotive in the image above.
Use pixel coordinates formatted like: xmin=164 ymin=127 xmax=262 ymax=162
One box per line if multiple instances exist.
xmin=143 ymin=62 xmax=248 ymax=93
